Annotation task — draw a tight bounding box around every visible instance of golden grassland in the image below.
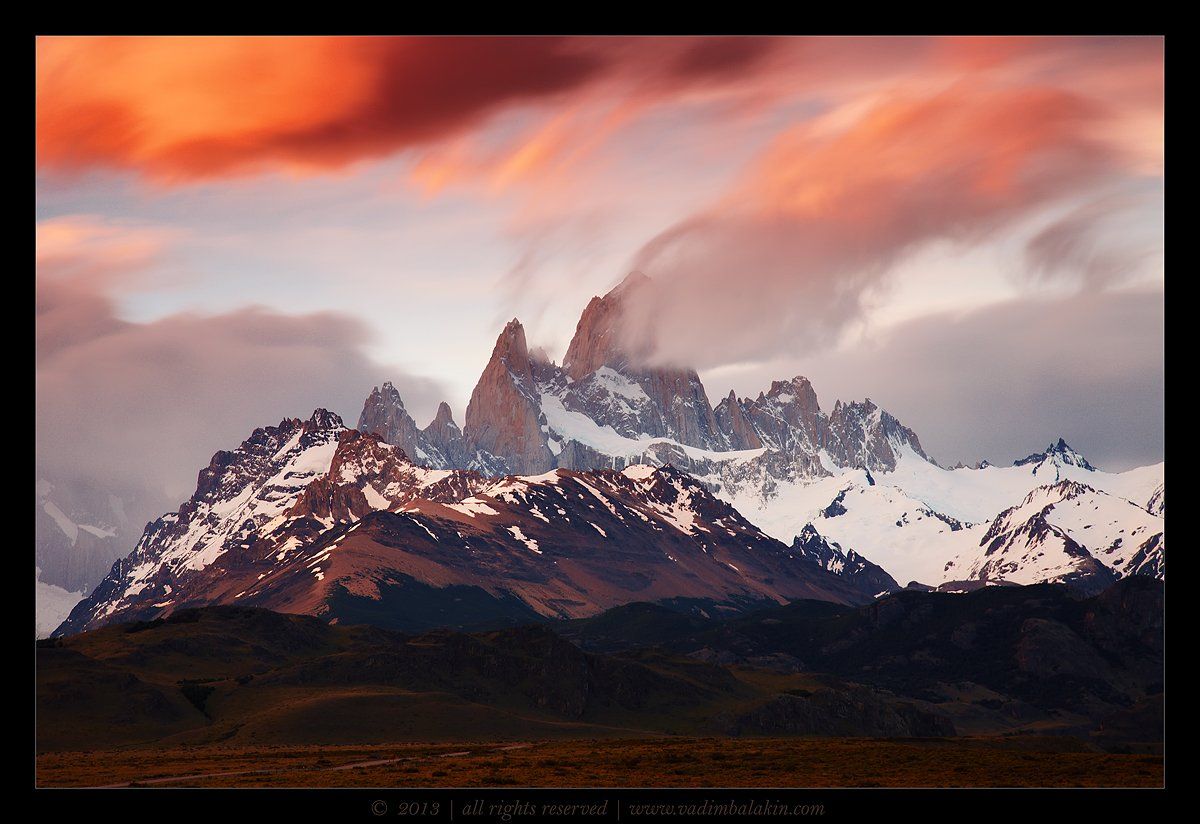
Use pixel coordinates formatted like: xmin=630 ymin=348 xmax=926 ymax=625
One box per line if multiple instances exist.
xmin=37 ymin=736 xmax=1163 ymax=789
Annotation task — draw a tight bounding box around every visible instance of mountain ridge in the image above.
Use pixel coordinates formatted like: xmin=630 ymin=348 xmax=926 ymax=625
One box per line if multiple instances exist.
xmin=50 ymin=274 xmax=1164 ymax=637
xmin=57 ymin=422 xmax=886 ymax=636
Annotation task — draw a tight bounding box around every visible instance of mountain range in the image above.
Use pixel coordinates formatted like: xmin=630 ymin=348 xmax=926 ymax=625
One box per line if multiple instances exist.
xmin=50 ymin=274 xmax=1164 ymax=637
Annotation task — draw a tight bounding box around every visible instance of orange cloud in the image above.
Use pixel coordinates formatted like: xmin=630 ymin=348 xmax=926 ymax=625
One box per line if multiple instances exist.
xmin=409 ymin=99 xmax=646 ymax=201
xmin=36 ymin=36 xmax=1161 ymax=194
xmin=36 ymin=37 xmax=606 ymax=182
xmin=36 ymin=36 xmax=782 ymax=184
xmin=736 ymin=85 xmax=1111 ymax=227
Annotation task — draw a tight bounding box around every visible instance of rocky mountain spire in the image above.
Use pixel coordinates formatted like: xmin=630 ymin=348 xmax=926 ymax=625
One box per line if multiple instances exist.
xmin=826 ymin=398 xmax=931 ymax=471
xmin=560 ymin=274 xmax=724 ymax=450
xmin=714 ymin=390 xmax=763 ymax=450
xmin=741 ymin=377 xmax=832 ymax=454
xmin=422 ymin=402 xmax=468 ymax=467
xmin=562 ymin=271 xmax=652 ymax=381
xmin=358 ymin=383 xmax=471 ymax=469
xmin=464 ymin=319 xmax=554 ymax=475
xmin=357 ymin=382 xmax=424 ymax=461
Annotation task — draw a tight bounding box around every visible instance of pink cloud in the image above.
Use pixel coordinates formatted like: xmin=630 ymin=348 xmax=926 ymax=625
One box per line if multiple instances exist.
xmin=617 ymin=66 xmax=1159 ymax=369
xmin=36 ymin=215 xmax=181 ymax=288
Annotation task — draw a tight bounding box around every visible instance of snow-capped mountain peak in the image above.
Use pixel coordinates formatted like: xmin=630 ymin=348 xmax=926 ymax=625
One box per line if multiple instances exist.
xmin=58 ymin=410 xmax=347 ymax=631
xmin=1014 ymin=438 xmax=1096 ymax=473
xmin=941 ymin=479 xmax=1163 ymax=593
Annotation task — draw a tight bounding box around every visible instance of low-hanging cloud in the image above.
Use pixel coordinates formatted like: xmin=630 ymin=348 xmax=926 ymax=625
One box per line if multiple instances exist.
xmin=36 ymin=277 xmax=446 ymax=511
xmin=707 ymin=287 xmax=1164 ymax=472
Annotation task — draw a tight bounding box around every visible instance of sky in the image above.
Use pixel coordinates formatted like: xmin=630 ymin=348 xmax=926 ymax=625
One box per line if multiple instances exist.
xmin=35 ymin=36 xmax=1164 ymax=507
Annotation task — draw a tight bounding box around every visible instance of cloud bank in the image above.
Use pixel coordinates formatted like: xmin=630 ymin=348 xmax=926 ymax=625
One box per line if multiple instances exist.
xmin=36 ymin=223 xmax=446 ymax=508
xmin=707 ymin=287 xmax=1164 ymax=472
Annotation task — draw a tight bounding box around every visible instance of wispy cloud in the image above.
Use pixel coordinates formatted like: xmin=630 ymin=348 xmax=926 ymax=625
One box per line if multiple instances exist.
xmin=614 ymin=44 xmax=1162 ymax=370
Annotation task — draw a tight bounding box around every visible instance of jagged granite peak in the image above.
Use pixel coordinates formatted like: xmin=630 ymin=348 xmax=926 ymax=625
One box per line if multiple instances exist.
xmin=358 ymin=382 xmax=424 ymax=455
xmin=827 ymin=398 xmax=932 ymax=472
xmin=1014 ymin=438 xmax=1096 ymax=471
xmin=421 ymin=401 xmax=469 ymax=468
xmin=358 ymin=383 xmax=465 ymax=470
xmin=714 ymin=390 xmax=764 ymax=451
xmin=558 ymin=274 xmax=724 ymax=450
xmin=562 ymin=271 xmax=652 ymax=381
xmin=732 ymin=376 xmax=832 ymax=455
xmin=431 ymin=401 xmax=456 ymax=427
xmin=497 ymin=317 xmax=531 ymax=363
xmin=450 ymin=277 xmax=730 ymax=475
xmin=464 ymin=318 xmax=555 ymax=476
